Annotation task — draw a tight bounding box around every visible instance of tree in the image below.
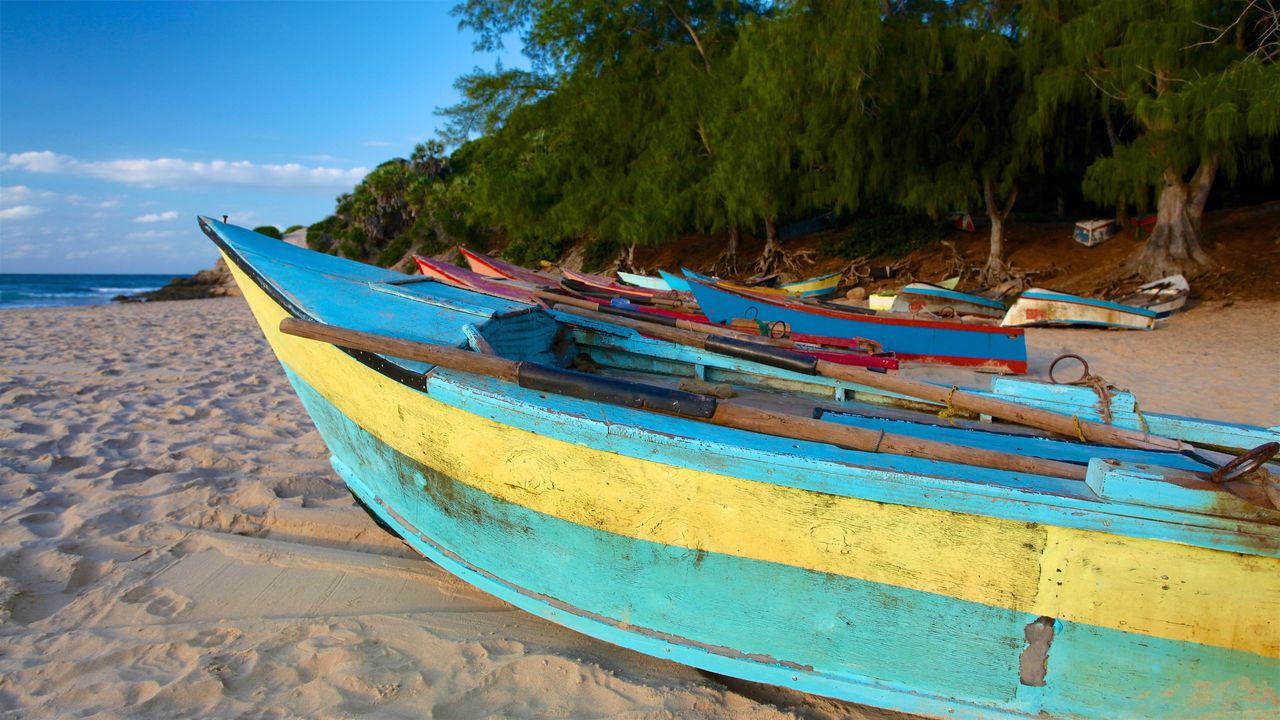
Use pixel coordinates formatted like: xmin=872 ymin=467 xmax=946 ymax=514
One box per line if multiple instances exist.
xmin=1061 ymin=0 xmax=1280 ymax=278
xmin=449 ymin=0 xmax=764 ymax=267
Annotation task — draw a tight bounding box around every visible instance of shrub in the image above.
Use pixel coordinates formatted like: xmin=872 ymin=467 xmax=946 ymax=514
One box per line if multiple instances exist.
xmin=252 ymin=225 xmax=283 ymax=239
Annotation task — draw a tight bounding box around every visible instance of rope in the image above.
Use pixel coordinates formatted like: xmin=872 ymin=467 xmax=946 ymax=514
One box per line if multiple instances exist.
xmin=1049 ymin=353 xmax=1127 ymax=426
xmin=1132 ymin=397 xmax=1150 ymax=436
xmin=1071 ymin=415 xmax=1088 ymax=442
xmin=937 ymin=386 xmax=960 ymax=425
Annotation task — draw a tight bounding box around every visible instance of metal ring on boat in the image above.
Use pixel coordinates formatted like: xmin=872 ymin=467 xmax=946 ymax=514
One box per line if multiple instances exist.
xmin=1209 ymin=442 xmax=1280 ymax=484
xmin=1049 ymin=353 xmax=1090 ymax=385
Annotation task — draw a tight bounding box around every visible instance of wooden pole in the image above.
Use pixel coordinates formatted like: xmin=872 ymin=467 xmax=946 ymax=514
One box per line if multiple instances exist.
xmin=535 ymin=290 xmax=802 ymax=348
xmin=279 ymin=317 xmax=1088 ymax=480
xmin=542 ymin=297 xmax=1189 ymax=454
xmin=812 ymin=361 xmax=1186 ymax=453
xmin=279 ymin=317 xmax=519 ymax=382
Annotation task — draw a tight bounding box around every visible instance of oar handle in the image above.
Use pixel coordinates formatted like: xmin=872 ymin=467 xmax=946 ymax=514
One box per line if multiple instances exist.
xmin=280 ymin=317 xmax=520 ymax=382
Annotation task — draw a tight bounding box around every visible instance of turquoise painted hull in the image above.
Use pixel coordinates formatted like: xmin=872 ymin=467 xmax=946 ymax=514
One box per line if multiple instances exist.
xmin=289 ymin=367 xmax=1278 ymax=720
xmin=657 ymin=269 xmax=693 ymax=292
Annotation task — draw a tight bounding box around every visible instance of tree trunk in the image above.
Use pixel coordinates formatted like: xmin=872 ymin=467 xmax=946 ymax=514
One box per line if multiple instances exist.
xmin=978 ymin=175 xmax=1017 ymax=286
xmin=755 ymin=218 xmax=780 ymax=274
xmin=715 ymin=225 xmax=741 ymax=275
xmin=1136 ymin=164 xmax=1214 ymax=280
xmin=619 ymin=242 xmax=638 ymax=272
xmin=1101 ymin=106 xmax=1131 ymax=232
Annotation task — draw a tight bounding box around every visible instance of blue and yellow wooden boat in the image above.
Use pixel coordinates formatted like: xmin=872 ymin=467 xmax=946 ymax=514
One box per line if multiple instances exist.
xmin=202 ymin=218 xmax=1277 ymax=720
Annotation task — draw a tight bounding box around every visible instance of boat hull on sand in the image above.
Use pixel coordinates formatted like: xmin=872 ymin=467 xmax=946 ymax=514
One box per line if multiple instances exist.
xmin=688 ymin=278 xmax=1028 ymax=372
xmin=1002 ymin=289 xmax=1157 ymax=330
xmin=891 ymin=283 xmax=1008 ymax=319
xmin=202 ymin=217 xmax=1278 ymax=720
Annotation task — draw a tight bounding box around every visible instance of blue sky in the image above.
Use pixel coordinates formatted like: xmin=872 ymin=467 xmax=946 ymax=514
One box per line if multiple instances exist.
xmin=0 ymin=1 xmax=521 ymax=274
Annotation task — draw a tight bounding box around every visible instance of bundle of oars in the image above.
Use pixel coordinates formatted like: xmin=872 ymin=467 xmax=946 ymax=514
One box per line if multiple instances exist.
xmin=280 ymin=293 xmax=1279 ymax=510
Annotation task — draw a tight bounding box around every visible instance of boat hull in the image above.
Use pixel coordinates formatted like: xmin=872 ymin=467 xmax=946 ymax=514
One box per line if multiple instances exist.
xmin=688 ymin=278 xmax=1028 ymax=372
xmin=1002 ymin=289 xmax=1157 ymax=330
xmin=777 ymin=271 xmax=842 ymax=298
xmin=891 ymin=283 xmax=1007 ymax=319
xmin=562 ymin=268 xmax=660 ymax=299
xmin=617 ymin=271 xmax=672 ymax=292
xmin=206 ymin=219 xmax=1278 ymax=720
xmin=459 ymin=246 xmax=555 ymax=286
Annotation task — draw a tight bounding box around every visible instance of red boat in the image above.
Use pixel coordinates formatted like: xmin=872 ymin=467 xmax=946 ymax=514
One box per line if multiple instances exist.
xmin=457 ymin=247 xmax=558 ymax=286
xmin=414 ymin=256 xmax=542 ymax=304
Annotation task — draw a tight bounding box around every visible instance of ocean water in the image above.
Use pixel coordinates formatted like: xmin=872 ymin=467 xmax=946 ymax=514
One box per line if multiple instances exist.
xmin=0 ymin=274 xmax=188 ymax=309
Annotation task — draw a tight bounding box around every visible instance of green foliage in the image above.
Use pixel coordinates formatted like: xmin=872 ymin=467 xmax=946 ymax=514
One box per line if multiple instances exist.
xmin=305 ymin=0 xmax=1277 ymax=272
xmin=821 ymin=215 xmax=946 ymax=260
xmin=284 ymin=225 xmax=305 ymax=234
xmin=375 ymin=234 xmax=413 ymax=267
xmin=252 ymin=225 xmax=283 ymax=239
xmin=1052 ymin=0 xmax=1280 ymax=208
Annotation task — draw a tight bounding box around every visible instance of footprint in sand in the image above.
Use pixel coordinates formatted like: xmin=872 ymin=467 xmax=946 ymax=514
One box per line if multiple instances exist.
xmin=17 ymin=512 xmax=63 ymax=538
xmin=110 ymin=467 xmax=162 ymax=487
xmin=120 ymin=585 xmax=191 ymax=620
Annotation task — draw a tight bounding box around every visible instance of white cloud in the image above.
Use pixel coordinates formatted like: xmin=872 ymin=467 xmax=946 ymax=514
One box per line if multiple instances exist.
xmin=1 ymin=242 xmax=45 ymax=259
xmin=0 ymin=185 xmax=56 ymax=205
xmin=125 ymin=229 xmax=178 ymax=240
xmin=134 ymin=210 xmax=179 ymax=223
xmin=2 ymin=150 xmax=367 ymax=192
xmin=0 ymin=205 xmax=44 ymax=220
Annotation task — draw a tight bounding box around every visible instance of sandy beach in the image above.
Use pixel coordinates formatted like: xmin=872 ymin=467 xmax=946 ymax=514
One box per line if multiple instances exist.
xmin=1 ymin=296 xmax=1276 ymax=719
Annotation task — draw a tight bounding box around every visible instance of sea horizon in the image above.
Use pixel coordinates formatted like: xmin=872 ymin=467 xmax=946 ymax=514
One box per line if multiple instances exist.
xmin=0 ymin=273 xmax=190 ymax=309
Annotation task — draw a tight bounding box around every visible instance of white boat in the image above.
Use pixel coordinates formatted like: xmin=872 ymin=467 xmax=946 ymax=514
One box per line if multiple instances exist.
xmin=1001 ymin=288 xmax=1157 ymax=330
xmin=1117 ymin=275 xmax=1189 ymax=318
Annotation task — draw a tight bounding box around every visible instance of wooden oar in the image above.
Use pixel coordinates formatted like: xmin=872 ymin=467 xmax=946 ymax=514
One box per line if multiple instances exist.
xmin=542 ymin=296 xmax=1189 ymax=454
xmin=279 ymin=317 xmax=1089 ymax=480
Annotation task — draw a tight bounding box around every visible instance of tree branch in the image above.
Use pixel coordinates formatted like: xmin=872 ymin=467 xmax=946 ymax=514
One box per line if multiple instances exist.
xmin=1085 ymin=72 xmax=1128 ymax=102
xmin=665 ymin=1 xmax=712 ymax=74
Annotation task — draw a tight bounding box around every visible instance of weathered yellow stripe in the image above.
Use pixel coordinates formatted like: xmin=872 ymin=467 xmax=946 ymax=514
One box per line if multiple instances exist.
xmin=227 ymin=257 xmax=1279 ymax=658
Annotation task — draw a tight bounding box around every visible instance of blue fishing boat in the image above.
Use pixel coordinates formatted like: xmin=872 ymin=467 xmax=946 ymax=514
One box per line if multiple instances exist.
xmin=202 ymin=217 xmax=1278 ymax=720
xmin=686 ymin=277 xmax=1029 ymax=372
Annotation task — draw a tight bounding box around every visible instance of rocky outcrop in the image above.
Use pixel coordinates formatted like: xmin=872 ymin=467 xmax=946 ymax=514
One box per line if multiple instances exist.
xmin=115 ymin=258 xmax=241 ymax=303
